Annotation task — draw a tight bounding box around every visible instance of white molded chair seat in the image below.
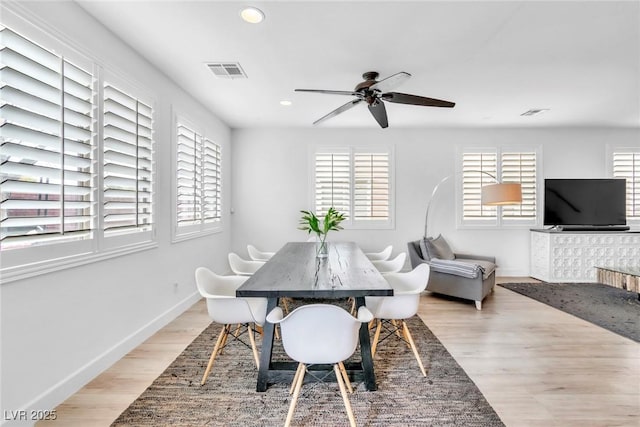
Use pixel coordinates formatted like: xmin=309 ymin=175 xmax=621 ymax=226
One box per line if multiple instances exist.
xmin=228 ymin=252 xmax=265 ymax=275
xmin=365 ymin=263 xmax=430 ymax=376
xmin=371 ymin=252 xmax=406 ymax=274
xmin=365 ymin=245 xmax=393 ymax=261
xmin=247 ymin=244 xmax=275 ymax=261
xmin=267 ymin=304 xmax=373 ymax=427
xmin=195 ymin=267 xmax=268 ymax=385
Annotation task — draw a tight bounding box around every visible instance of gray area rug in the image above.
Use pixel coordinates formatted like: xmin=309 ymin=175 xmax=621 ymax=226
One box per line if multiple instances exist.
xmin=112 ymin=308 xmax=504 ymax=426
xmin=499 ymin=282 xmax=640 ymax=342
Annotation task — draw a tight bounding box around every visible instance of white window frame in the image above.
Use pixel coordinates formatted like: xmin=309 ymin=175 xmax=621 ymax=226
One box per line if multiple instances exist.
xmin=310 ymin=145 xmax=395 ymax=230
xmin=0 ymin=20 xmax=157 ymax=283
xmin=607 ymin=145 xmax=640 ymax=225
xmin=171 ymin=112 xmax=223 ymax=243
xmin=456 ymin=145 xmax=541 ymax=229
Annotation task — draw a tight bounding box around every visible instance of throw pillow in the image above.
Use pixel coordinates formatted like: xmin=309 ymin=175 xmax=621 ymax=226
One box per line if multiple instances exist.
xmin=422 ymin=234 xmax=455 ymax=261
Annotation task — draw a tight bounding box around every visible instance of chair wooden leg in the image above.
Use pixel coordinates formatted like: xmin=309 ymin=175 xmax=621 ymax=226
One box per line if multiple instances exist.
xmin=371 ymin=320 xmax=382 ymax=357
xmin=289 ymin=362 xmax=305 ymax=395
xmin=247 ymin=323 xmax=260 ymax=369
xmin=285 ymin=363 xmax=306 ymax=427
xmin=402 ymin=321 xmax=427 ymax=377
xmin=201 ymin=324 xmax=228 ymax=385
xmin=282 ymin=298 xmax=290 ymax=314
xmin=338 ymin=361 xmax=353 ymax=393
xmin=349 ymin=297 xmax=356 ymax=315
xmin=334 ymin=364 xmax=356 ymax=427
xmin=233 ymin=323 xmax=242 ymax=337
xmin=219 ymin=324 xmax=230 ymax=354
xmin=475 ymin=300 xmax=482 ymax=310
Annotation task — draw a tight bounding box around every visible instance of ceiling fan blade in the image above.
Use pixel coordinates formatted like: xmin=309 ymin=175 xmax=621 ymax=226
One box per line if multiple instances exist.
xmin=313 ymin=99 xmax=363 ymax=125
xmin=382 ymin=92 xmax=455 ymax=108
xmin=368 ymin=100 xmax=388 ymax=129
xmin=369 ymin=72 xmax=411 ymax=93
xmin=295 ymin=89 xmax=360 ymax=96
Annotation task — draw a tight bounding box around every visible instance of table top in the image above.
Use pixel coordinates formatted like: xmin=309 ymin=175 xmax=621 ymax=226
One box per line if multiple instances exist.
xmin=236 ymin=241 xmax=393 ymax=298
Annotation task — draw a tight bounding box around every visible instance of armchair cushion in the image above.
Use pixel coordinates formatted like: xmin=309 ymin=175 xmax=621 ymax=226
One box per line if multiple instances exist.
xmin=429 ymin=258 xmax=496 ymax=280
xmin=420 ymin=234 xmax=455 ymax=261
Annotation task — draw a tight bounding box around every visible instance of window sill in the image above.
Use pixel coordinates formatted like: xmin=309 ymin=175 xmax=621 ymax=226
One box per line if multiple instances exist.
xmin=171 ymin=227 xmax=223 ymax=244
xmin=0 ymin=241 xmax=158 ymax=285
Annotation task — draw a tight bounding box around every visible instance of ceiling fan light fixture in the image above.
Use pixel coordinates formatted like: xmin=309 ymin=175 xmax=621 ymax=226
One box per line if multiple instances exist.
xmin=240 ymin=7 xmax=265 ymax=24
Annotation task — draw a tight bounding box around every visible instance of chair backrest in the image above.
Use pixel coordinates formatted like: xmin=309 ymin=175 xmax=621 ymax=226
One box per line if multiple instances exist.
xmin=366 ymin=263 xmax=430 ymax=320
xmin=365 ymin=245 xmax=393 ymax=261
xmin=228 ymin=252 xmax=265 ymax=275
xmin=247 ymin=244 xmax=274 ymax=261
xmin=371 ymin=252 xmax=407 ymax=274
xmin=267 ymin=304 xmax=370 ymax=364
xmin=195 ymin=267 xmax=266 ymax=325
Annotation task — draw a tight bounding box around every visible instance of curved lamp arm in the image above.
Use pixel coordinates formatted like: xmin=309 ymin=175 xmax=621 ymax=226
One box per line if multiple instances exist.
xmin=423 ymin=171 xmax=522 ymax=239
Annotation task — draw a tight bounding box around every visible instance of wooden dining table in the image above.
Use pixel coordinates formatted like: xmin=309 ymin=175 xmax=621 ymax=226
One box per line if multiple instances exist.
xmin=236 ymin=241 xmax=393 ymax=392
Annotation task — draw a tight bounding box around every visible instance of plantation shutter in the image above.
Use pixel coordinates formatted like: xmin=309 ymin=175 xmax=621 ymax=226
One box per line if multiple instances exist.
xmin=103 ymin=84 xmax=153 ymax=232
xmin=176 ymin=123 xmax=201 ymax=226
xmin=0 ymin=26 xmax=94 ymax=247
xmin=613 ymin=151 xmax=640 ymax=220
xmin=202 ymin=137 xmax=221 ymax=223
xmin=501 ymin=151 xmax=536 ymax=220
xmin=353 ymin=152 xmax=389 ymax=220
xmin=462 ymin=152 xmax=497 ymax=219
xmin=315 ymin=152 xmax=350 ymax=217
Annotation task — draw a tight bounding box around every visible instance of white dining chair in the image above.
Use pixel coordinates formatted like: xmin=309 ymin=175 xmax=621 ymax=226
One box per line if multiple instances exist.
xmin=195 ymin=267 xmax=268 ymax=385
xmin=365 ymin=245 xmax=393 ymax=261
xmin=365 ymin=263 xmax=430 ymax=376
xmin=371 ymin=252 xmax=406 ymax=274
xmin=247 ymin=244 xmax=275 ymax=261
xmin=266 ymin=304 xmax=373 ymax=427
xmin=228 ymin=252 xmax=265 ymax=275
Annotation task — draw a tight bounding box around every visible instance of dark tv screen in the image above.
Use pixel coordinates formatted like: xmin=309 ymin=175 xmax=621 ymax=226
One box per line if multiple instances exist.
xmin=544 ymin=179 xmax=626 ymax=226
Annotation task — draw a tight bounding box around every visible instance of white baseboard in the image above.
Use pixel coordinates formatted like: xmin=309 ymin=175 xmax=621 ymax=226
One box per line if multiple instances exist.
xmin=2 ymin=292 xmax=201 ymax=427
xmin=495 ymin=268 xmax=530 ymax=278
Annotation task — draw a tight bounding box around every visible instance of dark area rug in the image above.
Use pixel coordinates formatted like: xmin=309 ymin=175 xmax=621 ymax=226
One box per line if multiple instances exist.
xmin=112 ymin=308 xmax=504 ymax=426
xmin=499 ymin=282 xmax=640 ymax=342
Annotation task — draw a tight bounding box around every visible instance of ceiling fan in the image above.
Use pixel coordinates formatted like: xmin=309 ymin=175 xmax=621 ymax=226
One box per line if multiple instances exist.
xmin=295 ymin=71 xmax=455 ymax=129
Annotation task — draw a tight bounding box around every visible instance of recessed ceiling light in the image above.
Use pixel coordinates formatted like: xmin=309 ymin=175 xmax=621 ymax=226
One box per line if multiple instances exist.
xmin=280 ymin=100 xmax=292 ymax=106
xmin=240 ymin=7 xmax=265 ymax=24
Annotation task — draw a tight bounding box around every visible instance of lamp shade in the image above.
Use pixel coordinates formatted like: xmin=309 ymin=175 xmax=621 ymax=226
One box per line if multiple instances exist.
xmin=481 ymin=183 xmax=522 ymax=205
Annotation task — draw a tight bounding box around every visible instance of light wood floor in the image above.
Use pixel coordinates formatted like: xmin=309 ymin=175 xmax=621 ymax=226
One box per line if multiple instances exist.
xmin=39 ymin=277 xmax=640 ymax=427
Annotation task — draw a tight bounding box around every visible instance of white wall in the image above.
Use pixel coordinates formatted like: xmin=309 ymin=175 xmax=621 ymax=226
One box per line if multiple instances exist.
xmin=0 ymin=2 xmax=232 ymax=422
xmin=230 ymin=127 xmax=639 ymax=276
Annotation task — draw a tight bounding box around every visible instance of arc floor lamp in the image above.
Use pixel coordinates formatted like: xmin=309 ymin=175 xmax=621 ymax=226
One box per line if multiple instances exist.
xmin=423 ymin=171 xmax=522 ymax=239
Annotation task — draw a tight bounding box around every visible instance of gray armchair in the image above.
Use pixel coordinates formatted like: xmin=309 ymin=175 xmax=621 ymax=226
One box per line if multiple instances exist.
xmin=408 ymin=237 xmax=496 ymax=310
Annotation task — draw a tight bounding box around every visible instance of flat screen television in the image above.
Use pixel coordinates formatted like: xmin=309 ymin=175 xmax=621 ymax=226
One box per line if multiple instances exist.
xmin=544 ymin=179 xmax=627 ymax=228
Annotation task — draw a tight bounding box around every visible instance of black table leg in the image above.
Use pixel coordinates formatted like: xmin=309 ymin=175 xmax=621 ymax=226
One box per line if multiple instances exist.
xmin=355 ymin=296 xmax=377 ymax=391
xmin=256 ymin=297 xmax=279 ymax=392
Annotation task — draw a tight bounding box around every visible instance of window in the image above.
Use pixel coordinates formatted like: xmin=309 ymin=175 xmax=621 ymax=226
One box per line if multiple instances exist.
xmin=174 ymin=120 xmax=222 ymax=239
xmin=313 ymin=147 xmax=393 ymax=228
xmin=460 ymin=147 xmax=538 ymax=227
xmin=612 ymin=148 xmax=640 ymax=221
xmin=0 ymin=25 xmax=156 ymax=280
xmin=103 ymin=84 xmax=153 ymax=235
xmin=1 ymin=26 xmax=94 ymax=249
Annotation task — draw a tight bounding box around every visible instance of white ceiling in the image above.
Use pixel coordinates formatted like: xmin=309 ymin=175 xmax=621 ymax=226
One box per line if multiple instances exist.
xmin=76 ymin=0 xmax=640 ymax=129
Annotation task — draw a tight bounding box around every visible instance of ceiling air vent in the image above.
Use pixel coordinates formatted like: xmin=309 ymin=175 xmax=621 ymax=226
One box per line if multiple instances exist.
xmin=206 ymin=62 xmax=247 ymax=79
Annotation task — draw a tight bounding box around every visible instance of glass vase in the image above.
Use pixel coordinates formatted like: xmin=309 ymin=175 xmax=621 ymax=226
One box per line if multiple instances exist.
xmin=316 ymin=238 xmax=329 ymax=258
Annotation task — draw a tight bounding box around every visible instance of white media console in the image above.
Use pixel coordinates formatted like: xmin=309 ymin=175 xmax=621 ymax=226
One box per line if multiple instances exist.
xmin=530 ymin=229 xmax=640 ymax=282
